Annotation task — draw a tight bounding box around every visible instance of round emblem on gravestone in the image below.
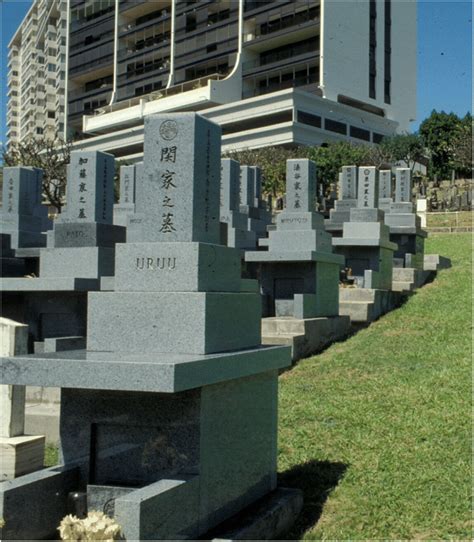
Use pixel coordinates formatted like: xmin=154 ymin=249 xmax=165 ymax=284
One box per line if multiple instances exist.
xmin=363 ymin=169 xmax=371 ymax=176
xmin=159 ymin=120 xmax=178 ymax=141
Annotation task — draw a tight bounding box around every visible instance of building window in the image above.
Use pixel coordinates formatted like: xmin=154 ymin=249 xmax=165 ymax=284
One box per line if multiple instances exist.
xmin=369 ymin=0 xmax=377 ymax=99
xmin=325 ymin=118 xmax=347 ymax=135
xmin=373 ymin=132 xmax=385 ymax=144
xmin=47 ymin=111 xmax=55 ymax=119
xmin=36 ymin=127 xmax=44 ymax=135
xmin=297 ymin=110 xmax=322 ymax=128
xmin=350 ymin=126 xmax=371 ymax=141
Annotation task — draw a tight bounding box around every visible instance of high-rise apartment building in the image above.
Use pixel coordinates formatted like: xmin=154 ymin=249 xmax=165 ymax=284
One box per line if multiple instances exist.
xmin=9 ymin=0 xmax=416 ymax=158
xmin=6 ymin=0 xmax=68 ymax=146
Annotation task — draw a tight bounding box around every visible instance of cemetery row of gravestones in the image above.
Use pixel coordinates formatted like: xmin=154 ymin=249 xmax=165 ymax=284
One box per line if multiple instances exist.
xmin=0 ymin=113 xmax=449 ymax=541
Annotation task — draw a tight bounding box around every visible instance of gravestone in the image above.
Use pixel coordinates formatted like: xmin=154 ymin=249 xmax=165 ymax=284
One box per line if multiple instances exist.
xmin=239 ymin=165 xmax=272 ymax=248
xmin=384 ymin=168 xmax=426 ymax=272
xmin=246 ymin=159 xmax=344 ymax=319
xmin=219 ymin=159 xmax=256 ymax=250
xmin=333 ymin=167 xmax=397 ymax=290
xmin=378 ymin=170 xmax=393 ymax=212
xmin=1 ymin=151 xmax=126 ymax=344
xmin=113 ymin=164 xmax=139 ymax=227
xmin=0 ymin=167 xmax=51 ymax=250
xmin=0 ymin=113 xmax=292 ymax=541
xmin=325 ymin=165 xmax=358 ymax=236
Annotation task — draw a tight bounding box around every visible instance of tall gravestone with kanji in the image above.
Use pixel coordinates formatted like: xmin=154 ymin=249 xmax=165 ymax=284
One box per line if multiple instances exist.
xmin=42 ymin=151 xmax=126 ymax=280
xmin=0 ymin=113 xmax=292 ymax=541
xmin=333 ymin=167 xmax=397 ymax=290
xmin=246 ymin=159 xmax=344 ymax=319
xmin=384 ymin=168 xmax=426 ymax=270
xmin=325 ymin=165 xmax=358 ymax=236
xmin=219 ymin=158 xmax=254 ymax=249
xmin=113 ymin=164 xmax=139 ymax=227
xmin=1 ymin=167 xmax=51 ymax=250
xmin=239 ymin=165 xmax=272 ymax=247
xmin=378 ymin=169 xmax=393 ymax=212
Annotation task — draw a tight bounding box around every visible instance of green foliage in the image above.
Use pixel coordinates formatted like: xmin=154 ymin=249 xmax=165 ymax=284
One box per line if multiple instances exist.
xmin=419 ymin=110 xmax=473 ymax=179
xmin=379 ymin=133 xmax=425 ymax=173
xmin=279 ymin=233 xmax=471 ymax=540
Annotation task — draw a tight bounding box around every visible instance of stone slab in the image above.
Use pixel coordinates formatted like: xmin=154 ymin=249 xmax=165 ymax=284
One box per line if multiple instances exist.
xmin=1 ymin=435 xmax=45 ymax=480
xmin=245 ymin=250 xmax=344 ymax=265
xmin=51 ymin=222 xmax=126 ymax=248
xmin=0 ymin=345 xmax=291 ymax=393
xmin=0 ymin=465 xmax=79 ymax=540
xmin=276 ymin=212 xmax=324 ymax=230
xmin=0 ymin=277 xmax=100 ymax=291
xmin=114 ymin=242 xmax=242 ymax=292
xmin=357 ymin=167 xmax=378 ymax=208
xmin=39 ymin=247 xmax=115 ymax=278
xmin=87 ymin=291 xmax=261 ymax=354
xmin=340 ymin=166 xmax=358 ymax=199
xmin=209 ymin=487 xmax=303 ymax=541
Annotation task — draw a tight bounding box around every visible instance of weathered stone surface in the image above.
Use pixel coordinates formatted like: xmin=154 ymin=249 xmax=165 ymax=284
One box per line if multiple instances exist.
xmin=39 ymin=247 xmax=115 ymax=279
xmin=52 ymin=222 xmax=126 ymax=248
xmin=340 ymin=165 xmax=358 ymax=199
xmin=395 ymin=167 xmax=412 ymax=202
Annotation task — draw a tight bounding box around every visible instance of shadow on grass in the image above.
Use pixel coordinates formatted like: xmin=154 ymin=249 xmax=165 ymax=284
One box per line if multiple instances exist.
xmin=278 ymin=459 xmax=348 ymax=540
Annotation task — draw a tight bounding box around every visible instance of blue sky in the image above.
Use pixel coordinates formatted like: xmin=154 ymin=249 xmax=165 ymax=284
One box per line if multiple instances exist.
xmin=1 ymin=0 xmax=472 ymax=146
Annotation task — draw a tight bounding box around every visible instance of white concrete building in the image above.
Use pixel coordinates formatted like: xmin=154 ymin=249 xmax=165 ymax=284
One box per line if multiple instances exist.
xmin=68 ymin=0 xmax=416 ymax=158
xmin=6 ymin=0 xmax=68 ymax=147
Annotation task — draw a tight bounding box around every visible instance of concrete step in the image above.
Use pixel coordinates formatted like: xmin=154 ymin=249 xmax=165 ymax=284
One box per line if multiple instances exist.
xmin=392 ymin=281 xmax=415 ymax=293
xmin=339 ymin=301 xmax=375 ymax=323
xmin=261 ymin=334 xmax=301 ymax=346
xmin=339 ymin=287 xmax=376 ymax=302
xmin=261 ymin=318 xmax=306 ymax=336
xmin=392 ymin=268 xmax=417 ymax=282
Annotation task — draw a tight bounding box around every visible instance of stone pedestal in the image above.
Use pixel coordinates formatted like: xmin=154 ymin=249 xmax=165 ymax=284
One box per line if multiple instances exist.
xmin=0 ymin=113 xmax=294 ymax=541
xmin=246 ymin=160 xmax=349 ymax=360
xmin=1 ymin=152 xmax=126 ymax=342
xmin=333 ymin=167 xmax=397 ymax=290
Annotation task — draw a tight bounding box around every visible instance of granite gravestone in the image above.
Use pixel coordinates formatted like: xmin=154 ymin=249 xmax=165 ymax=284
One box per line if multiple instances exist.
xmin=0 ymin=167 xmax=51 ymax=249
xmin=0 ymin=113 xmax=292 ymax=541
xmin=246 ymin=159 xmax=344 ymax=319
xmin=1 ymin=152 xmax=126 ymax=345
xmin=384 ymin=168 xmax=426 ymax=270
xmin=378 ymin=170 xmax=393 ymax=212
xmin=113 ymin=164 xmax=139 ymax=227
xmin=333 ymin=167 xmax=397 ymax=290
xmin=239 ymin=165 xmax=272 ymax=247
xmin=219 ymin=159 xmax=255 ymax=249
xmin=325 ymin=165 xmax=358 ymax=235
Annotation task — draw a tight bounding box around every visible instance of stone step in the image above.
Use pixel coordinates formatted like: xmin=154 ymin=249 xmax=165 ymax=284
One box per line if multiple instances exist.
xmin=339 ymin=301 xmax=375 ymax=323
xmin=261 ymin=334 xmax=302 ymax=346
xmin=392 ymin=281 xmax=415 ymax=293
xmin=392 ymin=268 xmax=416 ymax=282
xmin=261 ymin=318 xmax=306 ymax=336
xmin=339 ymin=288 xmax=376 ymax=302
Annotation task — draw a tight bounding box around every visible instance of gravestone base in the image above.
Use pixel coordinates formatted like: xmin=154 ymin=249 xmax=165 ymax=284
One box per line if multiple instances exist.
xmin=390 ymin=231 xmax=426 ymax=271
xmin=0 ymin=434 xmax=45 ymax=480
xmin=0 ymin=345 xmax=290 ymax=541
xmin=338 ymin=287 xmax=403 ymax=323
xmin=40 ymin=247 xmax=115 ymax=279
xmin=205 ymin=487 xmax=303 ymax=540
xmin=0 ymin=256 xmax=26 ymax=277
xmin=261 ymin=315 xmax=351 ymax=362
xmin=423 ymin=254 xmax=452 ymax=272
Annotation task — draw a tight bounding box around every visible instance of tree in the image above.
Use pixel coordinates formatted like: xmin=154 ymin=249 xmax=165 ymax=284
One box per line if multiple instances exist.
xmin=2 ymin=133 xmax=72 ymax=212
xmin=224 ymin=146 xmax=301 ymax=197
xmin=419 ymin=110 xmax=468 ymax=179
xmin=449 ymin=114 xmax=473 ymax=178
xmin=306 ymin=142 xmax=372 ymax=190
xmin=379 ymin=133 xmax=425 ymax=174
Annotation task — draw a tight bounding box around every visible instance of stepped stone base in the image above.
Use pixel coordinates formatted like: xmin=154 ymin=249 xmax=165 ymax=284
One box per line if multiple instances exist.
xmin=261 ymin=315 xmax=351 ymax=361
xmin=208 ymin=487 xmax=303 ymax=541
xmin=423 ymin=253 xmax=452 ymax=272
xmin=0 ymin=435 xmax=45 ymax=480
xmin=339 ymin=288 xmax=402 ymax=323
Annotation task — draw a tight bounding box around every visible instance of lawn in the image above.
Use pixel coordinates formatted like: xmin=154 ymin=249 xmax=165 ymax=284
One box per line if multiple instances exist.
xmin=427 ymin=211 xmax=472 ymax=228
xmin=278 ymin=233 xmax=472 ymax=540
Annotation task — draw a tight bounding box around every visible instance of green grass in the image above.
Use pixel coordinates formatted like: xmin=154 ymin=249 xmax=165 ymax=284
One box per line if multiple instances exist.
xmin=278 ymin=233 xmax=472 ymax=540
xmin=44 ymin=443 xmax=59 ymax=467
xmin=427 ymin=211 xmax=473 ymax=228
